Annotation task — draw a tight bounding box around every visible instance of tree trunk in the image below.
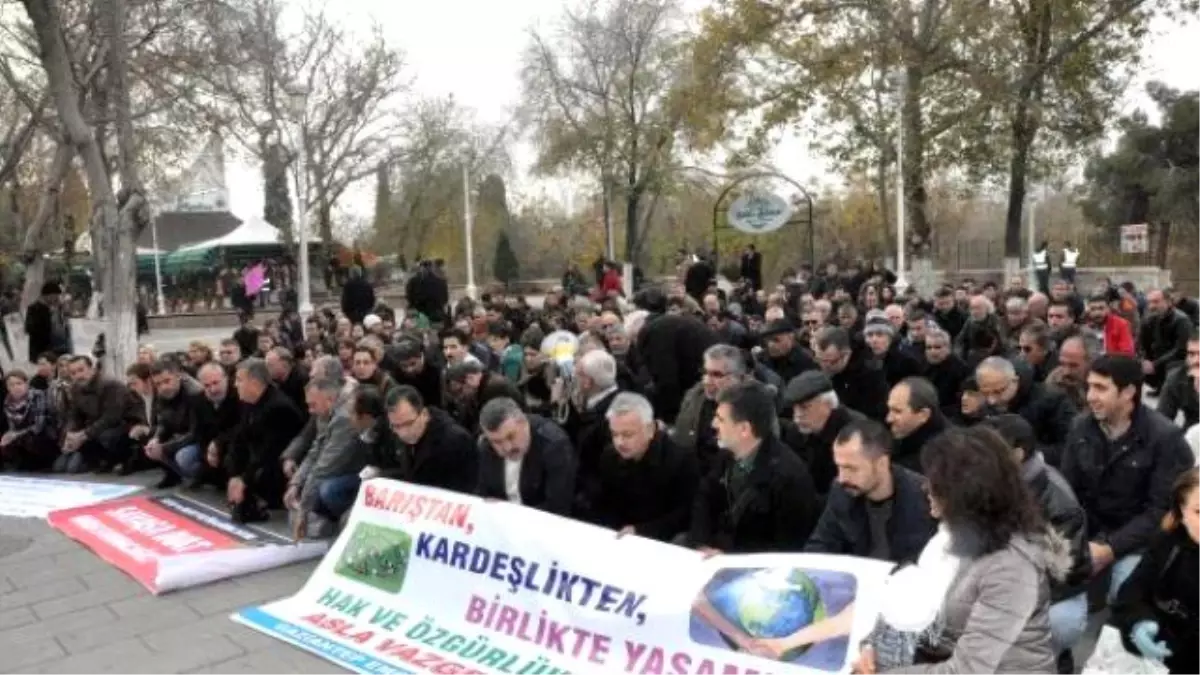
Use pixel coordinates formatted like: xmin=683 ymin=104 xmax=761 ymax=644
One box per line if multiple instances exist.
xmin=874 ymin=155 xmax=893 ymax=259
xmin=317 ymin=196 xmax=333 ymax=251
xmin=901 ymin=70 xmax=930 ymax=252
xmin=21 ymin=144 xmax=75 ymax=310
xmin=1003 ymin=96 xmax=1035 ymax=277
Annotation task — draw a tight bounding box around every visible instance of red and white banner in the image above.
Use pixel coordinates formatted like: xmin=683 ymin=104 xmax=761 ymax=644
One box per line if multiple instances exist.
xmin=48 ymin=494 xmax=328 ymax=594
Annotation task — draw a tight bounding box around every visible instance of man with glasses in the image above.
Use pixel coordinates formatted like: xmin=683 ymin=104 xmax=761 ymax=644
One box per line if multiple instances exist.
xmin=813 ymin=327 xmax=888 ymax=422
xmin=975 ymin=356 xmax=1076 ymax=466
xmin=388 ymin=338 xmax=442 ymax=407
xmin=1018 ymin=322 xmax=1058 ymax=383
xmin=371 ymin=385 xmax=478 ymax=495
xmin=672 ymin=344 xmax=754 ymax=476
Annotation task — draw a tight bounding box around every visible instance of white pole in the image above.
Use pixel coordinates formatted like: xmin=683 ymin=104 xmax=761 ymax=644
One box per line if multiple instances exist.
xmin=150 ymin=217 xmax=166 ymax=315
xmin=893 ymin=72 xmax=908 ymax=293
xmin=603 ymin=182 xmax=615 ymax=261
xmin=296 ymin=124 xmax=312 ymax=330
xmin=462 ymin=163 xmax=477 ymax=300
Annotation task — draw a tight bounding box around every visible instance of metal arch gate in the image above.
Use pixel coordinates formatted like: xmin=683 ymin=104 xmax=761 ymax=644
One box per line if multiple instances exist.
xmin=710 ymin=171 xmax=816 ymax=271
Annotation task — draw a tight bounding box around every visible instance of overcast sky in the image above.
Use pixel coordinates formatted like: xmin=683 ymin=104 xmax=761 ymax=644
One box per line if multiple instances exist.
xmin=221 ymin=3 xmax=1198 ymax=231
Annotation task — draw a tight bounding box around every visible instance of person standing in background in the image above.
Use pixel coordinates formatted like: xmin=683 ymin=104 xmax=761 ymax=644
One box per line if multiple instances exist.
xmin=1060 ymin=242 xmax=1079 ymax=285
xmin=1033 ymin=240 xmax=1051 ymax=294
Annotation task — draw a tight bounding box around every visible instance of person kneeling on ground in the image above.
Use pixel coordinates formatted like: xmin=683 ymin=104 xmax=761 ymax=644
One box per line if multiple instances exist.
xmin=0 ymin=369 xmax=59 ymax=471
xmin=285 ymin=376 xmax=364 ymax=538
xmin=224 ymin=358 xmax=306 ymax=523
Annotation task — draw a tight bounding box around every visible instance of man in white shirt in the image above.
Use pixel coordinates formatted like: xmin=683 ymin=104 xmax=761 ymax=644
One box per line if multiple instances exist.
xmin=476 ymin=397 xmax=577 ymax=516
xmin=1060 ymin=242 xmax=1080 ymax=285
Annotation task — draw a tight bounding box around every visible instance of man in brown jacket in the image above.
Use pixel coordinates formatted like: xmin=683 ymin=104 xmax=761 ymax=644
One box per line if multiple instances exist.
xmin=55 ymin=355 xmax=134 ymax=473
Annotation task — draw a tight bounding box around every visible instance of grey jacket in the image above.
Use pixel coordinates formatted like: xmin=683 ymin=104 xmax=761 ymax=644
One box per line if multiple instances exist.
xmin=291 ymin=389 xmax=365 ymax=510
xmin=889 ymin=530 xmax=1071 ymax=675
xmin=283 ymin=381 xmax=356 ymax=465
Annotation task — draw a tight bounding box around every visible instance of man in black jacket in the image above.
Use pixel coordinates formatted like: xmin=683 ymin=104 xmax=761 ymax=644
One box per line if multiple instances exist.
xmin=565 ymin=349 xmax=623 ymax=512
xmin=782 ymin=370 xmax=865 ymax=494
xmin=1156 ymin=329 xmax=1198 ymax=428
xmin=379 ymin=385 xmax=478 ymax=495
xmin=1139 ymin=290 xmax=1193 ymax=392
xmin=886 ymin=377 xmax=949 ymax=474
xmin=804 ymin=419 xmax=936 ymax=563
xmin=759 ymin=319 xmax=819 ymax=383
xmin=265 ymin=347 xmax=310 ymax=422
xmin=585 ymin=392 xmax=698 ymax=542
xmin=814 ymin=326 xmax=889 ymax=421
xmin=923 ymin=327 xmax=970 ymax=415
xmin=195 ymin=362 xmax=240 ymax=488
xmin=984 ymin=414 xmax=1091 ymax=664
xmin=976 ymin=356 xmax=1076 ymax=466
xmin=476 ymin=397 xmax=577 ymax=517
xmin=690 ymin=381 xmax=819 ymax=554
xmin=224 ymin=358 xmax=307 ymax=522
xmin=145 ymin=358 xmax=203 ymax=489
xmin=633 ymin=288 xmax=718 ymax=424
xmin=1061 ymin=354 xmax=1194 ymax=606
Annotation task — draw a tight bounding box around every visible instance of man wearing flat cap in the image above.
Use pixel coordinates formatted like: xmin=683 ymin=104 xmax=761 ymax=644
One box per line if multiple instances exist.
xmin=783 ymin=370 xmax=866 ymax=495
xmin=759 ymin=319 xmax=818 ymax=383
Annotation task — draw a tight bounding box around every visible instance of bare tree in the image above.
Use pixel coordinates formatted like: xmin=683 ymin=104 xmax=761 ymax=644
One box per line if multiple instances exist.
xmin=520 ymin=0 xmax=689 ymax=263
xmin=22 ymin=0 xmax=148 ymax=374
xmin=197 ymin=0 xmax=410 ymax=244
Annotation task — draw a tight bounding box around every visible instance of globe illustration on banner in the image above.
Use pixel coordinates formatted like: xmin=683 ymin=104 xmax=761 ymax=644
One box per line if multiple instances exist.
xmin=708 ymin=568 xmax=827 ymax=648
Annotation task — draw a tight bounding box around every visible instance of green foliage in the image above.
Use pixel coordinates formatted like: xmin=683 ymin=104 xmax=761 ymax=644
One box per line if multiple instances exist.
xmin=1080 ymin=82 xmax=1199 ymax=228
xmin=493 ymin=230 xmax=520 ymax=285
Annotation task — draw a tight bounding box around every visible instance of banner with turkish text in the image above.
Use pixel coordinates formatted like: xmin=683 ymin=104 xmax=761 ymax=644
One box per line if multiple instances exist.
xmin=48 ymin=493 xmax=327 ymax=593
xmin=233 ymin=479 xmax=893 ymax=674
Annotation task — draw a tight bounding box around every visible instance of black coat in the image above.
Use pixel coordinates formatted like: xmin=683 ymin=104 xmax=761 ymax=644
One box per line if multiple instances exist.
xmin=373 ymin=407 xmax=478 ymax=496
xmin=276 ymin=366 xmax=310 ymax=423
xmin=1061 ymin=405 xmax=1194 ymax=558
xmin=477 ymin=414 xmax=577 ymax=517
xmin=804 ymin=465 xmax=937 ymax=564
xmin=340 ymin=277 xmax=376 ymax=325
xmin=766 ymin=346 xmax=819 ymax=384
xmin=689 ymin=436 xmax=820 ymax=553
xmin=193 ymin=390 xmax=240 ymax=456
xmin=932 ymin=306 xmax=967 ymax=340
xmin=1138 ymin=309 xmax=1192 ymax=374
xmin=1112 ymin=528 xmax=1198 ymax=675
xmin=586 ymin=431 xmax=698 ymax=542
xmin=152 ymin=379 xmax=203 ymax=454
xmin=567 ymin=388 xmax=621 ymax=498
xmin=224 ymin=385 xmax=306 ymax=487
xmin=1004 ymin=363 xmax=1077 ymax=467
xmin=831 ymin=351 xmax=890 ymax=422
xmin=880 ymin=345 xmax=924 ymax=389
xmin=1021 ymin=453 xmax=1091 ymax=602
xmin=781 ymin=405 xmax=865 ymax=493
xmin=925 ymin=354 xmax=970 ymax=415
xmin=636 ymin=313 xmax=719 ymax=424
xmin=892 ymin=413 xmax=949 ymax=475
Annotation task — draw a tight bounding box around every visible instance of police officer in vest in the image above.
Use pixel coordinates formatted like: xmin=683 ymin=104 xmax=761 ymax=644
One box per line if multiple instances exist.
xmin=1033 ymin=240 xmax=1051 ymax=294
xmin=1061 ymin=241 xmax=1080 ymax=285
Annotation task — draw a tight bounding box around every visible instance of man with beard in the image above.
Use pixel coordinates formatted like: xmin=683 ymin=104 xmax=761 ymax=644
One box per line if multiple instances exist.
xmin=1138 ymin=289 xmax=1193 ymax=392
xmin=1047 ymin=299 xmax=1080 ymax=342
xmin=1084 ymin=293 xmax=1135 ymax=356
xmin=1157 ymin=329 xmax=1200 ymax=428
xmin=954 ymin=294 xmax=1004 ymax=359
xmin=922 ymin=327 xmax=970 ymax=415
xmin=760 ymin=319 xmax=819 ymax=383
xmin=144 ymin=358 xmax=203 ymax=489
xmin=804 ymin=418 xmax=936 ymax=562
xmin=783 ymin=371 xmax=865 ymax=494
xmin=1002 ymin=297 xmax=1035 ymax=352
xmin=445 ymin=360 xmax=522 ymax=433
xmin=976 ymin=356 xmax=1077 ymax=467
xmin=885 ymin=377 xmax=949 ymax=473
xmin=477 ymin=397 xmax=577 ymax=516
xmin=813 ymin=326 xmax=888 ymax=421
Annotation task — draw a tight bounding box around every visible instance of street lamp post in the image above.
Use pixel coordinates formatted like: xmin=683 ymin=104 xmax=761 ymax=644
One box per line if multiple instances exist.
xmin=462 ymin=162 xmax=477 ymax=301
xmin=149 ymin=215 xmax=166 ymax=315
xmin=892 ymin=70 xmax=909 ymax=294
xmin=1027 ymin=192 xmax=1040 ymax=288
xmin=285 ymin=83 xmax=313 ymax=331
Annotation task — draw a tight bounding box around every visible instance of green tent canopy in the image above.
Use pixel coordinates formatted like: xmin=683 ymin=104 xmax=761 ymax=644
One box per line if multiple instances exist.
xmin=162 ymin=247 xmax=218 ymax=275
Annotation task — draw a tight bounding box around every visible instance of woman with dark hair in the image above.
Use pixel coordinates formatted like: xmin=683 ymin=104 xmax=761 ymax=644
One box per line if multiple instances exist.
xmin=1112 ymin=467 xmax=1198 ymax=674
xmin=856 ymin=425 xmax=1069 ymax=673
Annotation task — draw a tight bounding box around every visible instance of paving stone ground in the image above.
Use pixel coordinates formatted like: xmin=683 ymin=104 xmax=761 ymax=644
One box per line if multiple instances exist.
xmin=0 ymin=475 xmax=339 ymax=674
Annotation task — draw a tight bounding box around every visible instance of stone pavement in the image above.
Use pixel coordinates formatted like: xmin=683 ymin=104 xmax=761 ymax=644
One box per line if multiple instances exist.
xmin=0 ymin=479 xmax=338 ymax=674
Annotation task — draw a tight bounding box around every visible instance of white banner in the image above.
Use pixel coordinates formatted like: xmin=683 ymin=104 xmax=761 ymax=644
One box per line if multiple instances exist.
xmin=0 ymin=475 xmax=142 ymax=518
xmin=234 ymin=479 xmax=893 ymax=674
